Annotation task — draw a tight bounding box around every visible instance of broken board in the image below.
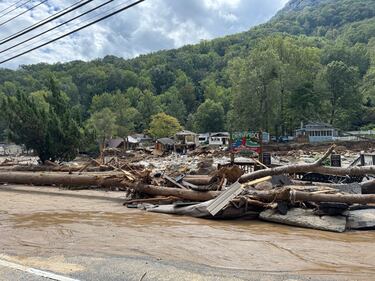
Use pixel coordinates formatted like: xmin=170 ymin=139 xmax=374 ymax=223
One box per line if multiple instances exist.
xmin=207 ymin=176 xmax=271 ymax=216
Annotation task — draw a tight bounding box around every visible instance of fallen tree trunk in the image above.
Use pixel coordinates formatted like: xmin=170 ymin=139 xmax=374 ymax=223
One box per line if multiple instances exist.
xmin=0 ymin=172 xmax=219 ymax=201
xmin=123 ymin=196 xmax=181 ymax=205
xmin=9 ymin=164 xmax=113 ymax=172
xmin=183 ymin=175 xmax=216 ymax=185
xmin=133 ymin=184 xmax=219 ymax=201
xmin=291 ymin=179 xmax=375 ymax=194
xmin=361 ymin=179 xmax=375 ymax=194
xmin=248 ymin=188 xmax=375 ymax=205
xmin=0 ymin=171 xmax=125 ymax=187
xmin=239 ymin=145 xmax=375 ymax=183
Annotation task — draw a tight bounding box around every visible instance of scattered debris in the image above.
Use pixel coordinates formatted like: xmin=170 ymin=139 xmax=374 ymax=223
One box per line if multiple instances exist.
xmin=259 ymin=208 xmax=347 ymax=233
xmin=0 ymin=144 xmax=375 ymax=233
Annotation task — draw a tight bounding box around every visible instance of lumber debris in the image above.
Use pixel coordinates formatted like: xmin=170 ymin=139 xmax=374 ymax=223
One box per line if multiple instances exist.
xmin=207 ymin=176 xmax=272 ymax=216
xmin=1 ymin=143 xmax=375 ymax=233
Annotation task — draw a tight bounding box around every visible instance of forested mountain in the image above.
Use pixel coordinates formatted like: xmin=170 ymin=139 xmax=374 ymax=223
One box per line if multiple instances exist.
xmin=1 ymin=0 xmax=374 ymax=145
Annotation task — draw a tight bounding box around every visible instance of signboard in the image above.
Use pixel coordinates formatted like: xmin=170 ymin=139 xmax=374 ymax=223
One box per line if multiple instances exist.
xmin=330 ymin=154 xmax=341 ymax=167
xmin=230 ymin=131 xmax=262 ymax=154
xmin=262 ymin=152 xmax=272 ymax=166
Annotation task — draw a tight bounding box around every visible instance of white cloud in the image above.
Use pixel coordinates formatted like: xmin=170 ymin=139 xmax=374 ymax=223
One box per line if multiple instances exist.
xmin=0 ymin=0 xmax=288 ymax=69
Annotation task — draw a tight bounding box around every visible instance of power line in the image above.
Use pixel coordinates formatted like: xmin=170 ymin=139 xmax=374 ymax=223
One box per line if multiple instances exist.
xmin=0 ymin=0 xmax=33 ymax=20
xmin=0 ymin=0 xmax=96 ymax=45
xmin=0 ymin=0 xmax=25 ymax=16
xmin=0 ymin=0 xmax=115 ymax=54
xmin=0 ymin=0 xmax=49 ymax=28
xmin=0 ymin=0 xmax=133 ymax=60
xmin=0 ymin=0 xmax=145 ymax=64
xmin=0 ymin=0 xmax=86 ymax=44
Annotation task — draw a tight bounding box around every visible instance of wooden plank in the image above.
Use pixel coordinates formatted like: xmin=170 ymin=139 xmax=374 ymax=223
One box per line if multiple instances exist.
xmin=207 ymin=176 xmax=272 ymax=216
xmin=164 ymin=174 xmax=187 ymax=189
xmin=181 ymin=180 xmax=199 ymax=190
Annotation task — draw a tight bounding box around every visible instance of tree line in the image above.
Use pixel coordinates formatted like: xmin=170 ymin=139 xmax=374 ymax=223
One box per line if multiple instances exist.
xmin=0 ymin=0 xmax=374 ymax=162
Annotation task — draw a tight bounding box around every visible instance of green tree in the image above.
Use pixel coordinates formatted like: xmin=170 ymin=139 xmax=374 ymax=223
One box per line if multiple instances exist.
xmin=117 ymin=107 xmax=143 ymax=136
xmin=321 ymin=61 xmax=360 ymax=126
xmin=159 ymin=87 xmax=187 ymax=123
xmin=1 ymin=81 xmax=17 ymax=96
xmin=148 ymin=112 xmax=182 ymax=139
xmin=201 ymin=78 xmax=231 ymax=112
xmin=4 ymin=79 xmax=83 ymax=163
xmin=193 ymin=99 xmax=224 ymax=133
xmin=5 ymin=91 xmax=48 ymax=161
xmin=228 ymin=49 xmax=279 ymax=132
xmin=137 ymin=90 xmax=161 ymax=129
xmin=175 ymin=70 xmax=197 ymax=113
xmin=87 ymin=107 xmax=118 ymax=158
xmin=0 ymin=92 xmax=8 ymax=141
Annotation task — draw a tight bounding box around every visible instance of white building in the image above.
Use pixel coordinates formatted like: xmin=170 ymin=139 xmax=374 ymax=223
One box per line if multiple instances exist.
xmin=198 ymin=132 xmax=230 ymax=146
xmin=295 ymin=122 xmax=338 ymax=143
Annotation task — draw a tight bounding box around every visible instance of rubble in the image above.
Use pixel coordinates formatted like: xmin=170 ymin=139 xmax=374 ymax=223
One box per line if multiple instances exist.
xmin=0 ymin=144 xmax=375 ymax=233
xmin=347 ymin=209 xmax=375 ymax=230
xmin=259 ymin=208 xmax=347 ymax=233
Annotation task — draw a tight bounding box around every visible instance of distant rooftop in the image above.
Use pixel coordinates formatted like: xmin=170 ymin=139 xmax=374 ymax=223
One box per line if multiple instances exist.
xmin=176 ymin=130 xmax=196 ymax=136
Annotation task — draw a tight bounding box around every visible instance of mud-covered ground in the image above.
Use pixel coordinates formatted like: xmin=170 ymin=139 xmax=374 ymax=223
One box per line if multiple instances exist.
xmin=0 ymin=185 xmax=375 ymax=280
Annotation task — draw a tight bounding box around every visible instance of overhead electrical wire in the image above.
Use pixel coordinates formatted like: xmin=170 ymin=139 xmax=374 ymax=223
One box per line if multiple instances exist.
xmin=0 ymin=0 xmax=145 ymax=64
xmin=0 ymin=0 xmax=49 ymax=28
xmin=0 ymin=0 xmax=95 ymax=45
xmin=0 ymin=0 xmax=25 ymax=16
xmin=0 ymin=0 xmax=33 ymax=20
xmin=0 ymin=0 xmax=133 ymax=58
xmin=0 ymin=0 xmax=115 ymax=54
xmin=0 ymin=0 xmax=86 ymax=44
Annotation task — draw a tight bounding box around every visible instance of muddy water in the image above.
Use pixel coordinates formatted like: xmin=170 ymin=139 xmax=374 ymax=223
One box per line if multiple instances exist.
xmin=1 ymin=185 xmax=375 ymax=277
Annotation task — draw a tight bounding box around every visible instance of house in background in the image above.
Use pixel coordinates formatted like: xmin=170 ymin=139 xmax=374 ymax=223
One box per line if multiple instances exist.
xmin=175 ymin=130 xmax=199 ymax=153
xmin=155 ymin=138 xmax=175 ymax=154
xmin=130 ymin=134 xmax=152 ymax=147
xmin=0 ymin=143 xmax=24 ymax=155
xmin=106 ymin=138 xmax=125 ymax=150
xmin=106 ymin=134 xmax=153 ymax=151
xmin=295 ymin=122 xmax=338 ymax=143
xmin=198 ymin=132 xmax=230 ymax=146
xmin=125 ymin=136 xmax=140 ymax=150
xmin=198 ymin=133 xmax=209 ymax=144
xmin=209 ymin=132 xmax=230 ymax=146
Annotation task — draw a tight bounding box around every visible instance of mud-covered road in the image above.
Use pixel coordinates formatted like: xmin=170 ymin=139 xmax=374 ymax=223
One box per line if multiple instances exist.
xmin=0 ymin=185 xmax=374 ymax=280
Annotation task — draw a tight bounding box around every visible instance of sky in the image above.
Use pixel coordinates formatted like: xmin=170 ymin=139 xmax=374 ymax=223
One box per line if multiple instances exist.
xmin=0 ymin=0 xmax=289 ymax=69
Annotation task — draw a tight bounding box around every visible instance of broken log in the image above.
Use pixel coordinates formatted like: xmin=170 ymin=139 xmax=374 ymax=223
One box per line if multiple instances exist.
xmin=123 ymin=196 xmax=181 ymax=205
xmin=240 ymin=145 xmax=375 ymax=183
xmin=105 ymin=163 xmax=135 ymax=181
xmin=183 ymin=175 xmax=216 ymax=185
xmin=360 ymin=179 xmax=375 ymax=194
xmin=133 ymin=184 xmax=219 ymax=201
xmin=248 ymin=188 xmax=375 ymax=205
xmin=239 ymin=146 xmax=334 ymax=183
xmin=0 ymin=171 xmax=125 ymax=188
xmin=0 ymin=172 xmax=220 ymax=201
xmin=291 ymin=179 xmax=375 ymax=194
xmin=286 ymin=183 xmax=362 ymax=194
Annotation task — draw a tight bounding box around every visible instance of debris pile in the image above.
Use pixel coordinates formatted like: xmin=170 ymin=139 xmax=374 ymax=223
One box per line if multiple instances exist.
xmin=0 ymin=145 xmax=375 ymax=233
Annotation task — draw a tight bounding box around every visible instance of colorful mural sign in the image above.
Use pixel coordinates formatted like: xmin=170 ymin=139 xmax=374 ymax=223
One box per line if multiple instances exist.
xmin=230 ymin=131 xmax=262 ymax=154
